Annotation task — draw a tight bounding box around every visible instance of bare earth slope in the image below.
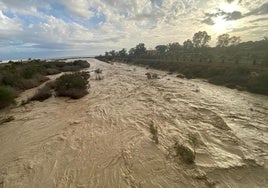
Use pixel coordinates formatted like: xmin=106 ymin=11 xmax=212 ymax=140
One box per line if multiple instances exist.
xmin=0 ymin=58 xmax=267 ymax=187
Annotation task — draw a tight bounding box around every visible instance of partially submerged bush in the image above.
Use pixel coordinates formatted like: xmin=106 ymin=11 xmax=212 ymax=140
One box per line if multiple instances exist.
xmin=95 ymin=69 xmax=103 ymax=80
xmin=31 ymin=83 xmax=53 ymax=101
xmin=149 ymin=123 xmax=159 ymax=144
xmin=95 ymin=68 xmax=102 ymax=74
xmin=145 ymin=72 xmax=152 ymax=79
xmin=0 ymin=86 xmax=16 ymax=109
xmin=0 ymin=116 xmax=15 ymax=125
xmin=145 ymin=72 xmax=158 ymax=79
xmin=55 ymin=72 xmax=89 ymax=99
xmin=175 ymin=142 xmax=195 ymax=164
xmin=20 ymin=98 xmax=30 ymax=106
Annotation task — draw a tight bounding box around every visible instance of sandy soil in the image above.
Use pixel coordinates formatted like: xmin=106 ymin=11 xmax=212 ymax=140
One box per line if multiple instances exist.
xmin=0 ymin=58 xmax=267 ymax=188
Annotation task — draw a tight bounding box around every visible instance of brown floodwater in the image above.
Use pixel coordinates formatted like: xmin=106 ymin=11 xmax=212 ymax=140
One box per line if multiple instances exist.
xmin=0 ymin=58 xmax=267 ymax=187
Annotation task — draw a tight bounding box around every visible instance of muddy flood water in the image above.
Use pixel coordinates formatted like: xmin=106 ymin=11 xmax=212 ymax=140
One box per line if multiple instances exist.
xmin=0 ymin=58 xmax=267 ymax=187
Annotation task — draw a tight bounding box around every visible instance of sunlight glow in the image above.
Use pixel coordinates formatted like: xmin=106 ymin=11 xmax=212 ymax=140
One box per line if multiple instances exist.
xmin=213 ymin=16 xmax=236 ymax=33
xmin=212 ymin=1 xmax=240 ymax=33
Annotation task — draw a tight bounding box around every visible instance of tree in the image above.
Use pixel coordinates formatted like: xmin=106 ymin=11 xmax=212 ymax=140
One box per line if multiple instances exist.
xmin=104 ymin=51 xmax=109 ymax=57
xmin=165 ymin=43 xmax=181 ymax=60
xmin=109 ymin=50 xmax=116 ymax=58
xmin=134 ymin=43 xmax=146 ymax=56
xmin=118 ymin=48 xmax=127 ymax=57
xmin=129 ymin=48 xmax=135 ymax=56
xmin=183 ymin=39 xmax=194 ymax=50
xmin=229 ymin=36 xmax=241 ymax=46
xmin=192 ymin=31 xmax=211 ymax=48
xmin=155 ymin=45 xmax=167 ymax=54
xmin=217 ymin=34 xmax=241 ymax=47
xmin=217 ymin=33 xmax=230 ymax=47
xmin=167 ymin=42 xmax=181 ymax=52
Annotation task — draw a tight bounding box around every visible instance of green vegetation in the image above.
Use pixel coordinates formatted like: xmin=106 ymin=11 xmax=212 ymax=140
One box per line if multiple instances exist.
xmin=247 ymin=72 xmax=268 ymax=95
xmin=55 ymin=72 xmax=90 ymax=99
xmin=0 ymin=86 xmax=16 ymax=109
xmin=31 ymin=71 xmax=90 ymax=101
xmin=0 ymin=59 xmax=90 ymax=109
xmin=149 ymin=123 xmax=159 ymax=144
xmin=96 ymin=31 xmax=268 ymax=96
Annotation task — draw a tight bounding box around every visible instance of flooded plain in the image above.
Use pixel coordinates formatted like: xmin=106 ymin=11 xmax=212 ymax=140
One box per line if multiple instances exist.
xmin=0 ymin=58 xmax=267 ymax=187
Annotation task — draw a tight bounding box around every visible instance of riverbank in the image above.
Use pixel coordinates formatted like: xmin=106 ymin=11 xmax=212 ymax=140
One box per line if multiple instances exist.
xmin=96 ymin=57 xmax=268 ymax=96
xmin=0 ymin=59 xmax=89 ymax=109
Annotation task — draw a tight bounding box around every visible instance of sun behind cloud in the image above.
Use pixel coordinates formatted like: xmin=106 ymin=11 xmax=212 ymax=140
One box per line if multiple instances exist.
xmin=212 ymin=1 xmax=240 ymax=33
xmin=213 ymin=16 xmax=237 ymax=33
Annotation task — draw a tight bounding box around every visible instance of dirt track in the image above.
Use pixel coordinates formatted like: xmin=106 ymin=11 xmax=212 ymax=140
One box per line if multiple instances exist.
xmin=0 ymin=58 xmax=267 ymax=187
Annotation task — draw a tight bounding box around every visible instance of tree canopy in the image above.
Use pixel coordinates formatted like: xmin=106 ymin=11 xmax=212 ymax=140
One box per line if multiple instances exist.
xmin=192 ymin=31 xmax=211 ymax=48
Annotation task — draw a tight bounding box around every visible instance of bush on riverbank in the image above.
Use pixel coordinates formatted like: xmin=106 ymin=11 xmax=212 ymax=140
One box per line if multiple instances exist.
xmin=55 ymin=72 xmax=89 ymax=99
xmin=247 ymin=72 xmax=268 ymax=95
xmin=0 ymin=86 xmax=16 ymax=109
xmin=0 ymin=59 xmax=90 ymax=109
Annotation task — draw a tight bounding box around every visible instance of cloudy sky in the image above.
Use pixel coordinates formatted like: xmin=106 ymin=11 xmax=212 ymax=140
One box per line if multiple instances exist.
xmin=0 ymin=0 xmax=268 ymax=60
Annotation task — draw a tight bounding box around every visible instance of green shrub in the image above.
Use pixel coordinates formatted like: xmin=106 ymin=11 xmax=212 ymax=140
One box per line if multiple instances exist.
xmin=1 ymin=72 xmax=21 ymax=88
xmin=248 ymin=71 xmax=268 ymax=95
xmin=46 ymin=68 xmax=61 ymax=75
xmin=55 ymin=72 xmax=89 ymax=99
xmin=21 ymin=67 xmax=35 ymax=79
xmin=72 ymin=60 xmax=90 ymax=68
xmin=0 ymin=86 xmax=16 ymax=109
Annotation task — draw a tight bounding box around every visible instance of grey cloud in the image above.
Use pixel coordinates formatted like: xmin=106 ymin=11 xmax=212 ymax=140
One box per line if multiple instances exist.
xmin=202 ymin=17 xmax=214 ymax=25
xmin=244 ymin=3 xmax=268 ymax=16
xmin=231 ymin=24 xmax=268 ymax=32
xmin=202 ymin=2 xmax=268 ymax=26
xmin=226 ymin=11 xmax=242 ymax=20
xmin=249 ymin=17 xmax=268 ymax=23
xmin=202 ymin=10 xmax=242 ymax=25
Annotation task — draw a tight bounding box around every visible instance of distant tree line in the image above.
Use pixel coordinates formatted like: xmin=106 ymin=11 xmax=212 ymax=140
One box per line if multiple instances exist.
xmin=99 ymin=31 xmax=268 ymax=66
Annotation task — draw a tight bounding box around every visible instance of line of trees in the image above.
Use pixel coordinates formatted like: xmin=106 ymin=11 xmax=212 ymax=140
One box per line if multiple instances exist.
xmin=99 ymin=31 xmax=268 ymax=66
